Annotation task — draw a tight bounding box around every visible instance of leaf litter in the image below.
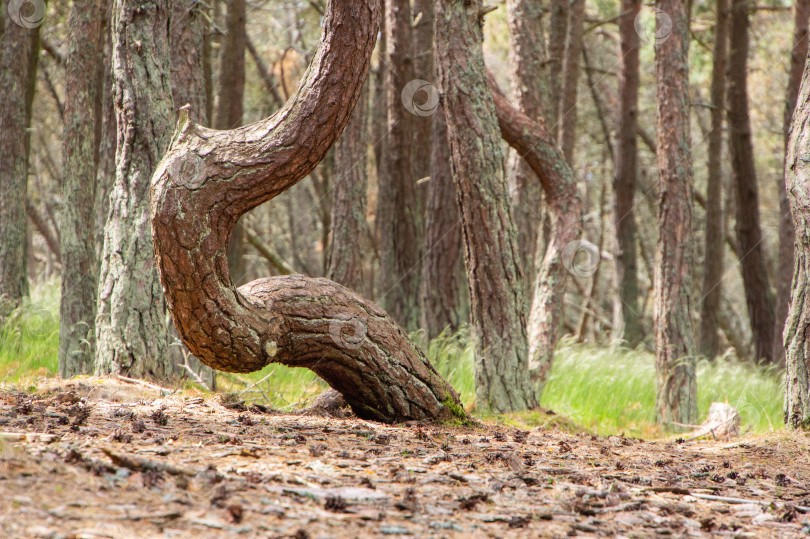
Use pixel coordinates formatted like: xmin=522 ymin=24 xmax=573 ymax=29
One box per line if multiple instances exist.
xmin=1 ymin=378 xmax=809 ymax=537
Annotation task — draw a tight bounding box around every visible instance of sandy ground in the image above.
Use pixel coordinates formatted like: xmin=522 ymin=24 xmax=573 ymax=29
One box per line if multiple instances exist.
xmin=0 ymin=378 xmax=809 ymax=538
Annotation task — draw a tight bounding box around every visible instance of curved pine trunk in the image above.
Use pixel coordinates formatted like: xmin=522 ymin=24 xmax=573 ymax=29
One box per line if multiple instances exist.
xmin=151 ymin=0 xmax=464 ymax=423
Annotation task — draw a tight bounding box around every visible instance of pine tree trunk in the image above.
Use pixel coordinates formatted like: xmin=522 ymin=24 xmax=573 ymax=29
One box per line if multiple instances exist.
xmin=0 ymin=10 xmax=41 ymax=319
xmin=216 ymin=0 xmax=247 ymax=284
xmin=784 ymin=48 xmax=810 ymax=429
xmin=727 ymin=0 xmax=774 ymax=364
xmin=775 ymin=0 xmax=810 ymax=365
xmin=547 ymin=0 xmax=568 ymax=127
xmin=699 ymin=0 xmax=730 ymax=358
xmin=611 ymin=0 xmax=642 ymax=347
xmin=94 ymin=4 xmax=116 ymax=263
xmin=420 ymin=105 xmax=465 ymax=339
xmin=378 ymin=0 xmax=421 ymax=330
xmin=558 ymin=0 xmax=585 ymax=164
xmin=653 ymin=0 xmax=697 ymax=427
xmin=435 ymin=0 xmax=536 ymax=412
xmin=59 ymin=0 xmax=106 ymax=377
xmin=487 ymin=74 xmax=582 ymax=400
xmin=95 ymin=0 xmax=173 ymax=379
xmin=505 ymin=0 xmax=546 ymax=296
xmin=328 ymin=82 xmax=371 ymax=294
xmin=412 ymin=0 xmax=433 ymax=191
xmin=151 ymin=0 xmax=464 ymax=423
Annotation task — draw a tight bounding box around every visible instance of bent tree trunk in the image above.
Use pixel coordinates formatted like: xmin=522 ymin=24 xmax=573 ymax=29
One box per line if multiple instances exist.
xmin=151 ymin=0 xmax=463 ymax=423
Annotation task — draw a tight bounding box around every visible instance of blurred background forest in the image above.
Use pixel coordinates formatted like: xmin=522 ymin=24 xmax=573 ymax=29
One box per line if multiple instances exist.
xmin=0 ymin=0 xmax=801 ymax=436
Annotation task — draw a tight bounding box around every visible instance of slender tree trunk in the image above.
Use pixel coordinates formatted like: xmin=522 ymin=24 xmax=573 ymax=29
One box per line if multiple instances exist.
xmin=59 ymin=0 xmax=106 ymax=377
xmin=558 ymin=0 xmax=585 ymax=164
xmin=328 ymin=82 xmax=371 ymax=294
xmin=95 ymin=0 xmax=173 ymax=379
xmin=727 ymin=0 xmax=775 ymax=364
xmin=487 ymin=75 xmax=582 ymax=400
xmin=653 ymin=0 xmax=697 ymax=427
xmin=412 ymin=0 xmax=433 ymax=191
xmin=611 ymin=0 xmax=642 ymax=347
xmin=775 ymin=0 xmax=810 ymax=365
xmin=152 ymin=0 xmax=465 ymax=423
xmin=0 ymin=9 xmax=41 ymax=319
xmin=378 ymin=0 xmax=421 ymax=330
xmin=699 ymin=0 xmax=730 ymax=359
xmin=547 ymin=0 xmax=568 ymax=128
xmin=505 ymin=0 xmax=546 ymax=296
xmin=95 ymin=4 xmax=116 ymax=262
xmin=435 ymin=0 xmax=536 ymax=412
xmin=784 ymin=46 xmax=810 ymax=429
xmin=420 ymin=105 xmax=464 ymax=339
xmin=216 ymin=0 xmax=247 ymax=284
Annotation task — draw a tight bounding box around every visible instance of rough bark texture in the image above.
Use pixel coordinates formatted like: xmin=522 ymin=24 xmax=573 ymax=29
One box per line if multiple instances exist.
xmin=435 ymin=0 xmax=536 ymax=412
xmin=151 ymin=0 xmax=464 ymax=423
xmin=505 ymin=0 xmax=546 ymax=295
xmin=95 ymin=0 xmax=173 ymax=379
xmin=557 ymin=0 xmax=585 ymax=164
xmin=784 ymin=48 xmax=810 ymax=429
xmin=653 ymin=0 xmax=697 ymax=427
xmin=378 ymin=0 xmax=421 ymax=331
xmin=727 ymin=0 xmax=775 ymax=364
xmin=95 ymin=4 xmax=116 ymax=262
xmin=775 ymin=0 xmax=810 ymax=365
xmin=611 ymin=0 xmax=642 ymax=347
xmin=488 ymin=74 xmax=582 ymax=400
xmin=412 ymin=0 xmax=434 ymax=184
xmin=215 ymin=0 xmax=247 ymax=282
xmin=170 ymin=0 xmax=208 ymax=122
xmin=59 ymin=0 xmax=106 ymax=377
xmin=169 ymin=0 xmax=216 ymax=389
xmin=420 ymin=105 xmax=464 ymax=339
xmin=328 ymin=82 xmax=371 ymax=294
xmin=699 ymin=0 xmax=730 ymax=359
xmin=0 ymin=10 xmax=40 ymax=318
xmin=547 ymin=0 xmax=568 ymax=127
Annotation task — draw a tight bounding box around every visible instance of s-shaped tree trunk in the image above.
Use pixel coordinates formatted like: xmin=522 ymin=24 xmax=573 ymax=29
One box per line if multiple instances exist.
xmin=151 ymin=0 xmax=464 ymax=424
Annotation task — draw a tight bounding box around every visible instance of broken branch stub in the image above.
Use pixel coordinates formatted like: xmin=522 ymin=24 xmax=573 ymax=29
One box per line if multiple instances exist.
xmin=150 ymin=0 xmax=464 ymax=423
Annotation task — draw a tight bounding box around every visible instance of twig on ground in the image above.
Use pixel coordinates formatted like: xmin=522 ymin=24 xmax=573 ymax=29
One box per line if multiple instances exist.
xmin=115 ymin=375 xmax=174 ymax=395
xmin=100 ymin=448 xmax=196 ymax=476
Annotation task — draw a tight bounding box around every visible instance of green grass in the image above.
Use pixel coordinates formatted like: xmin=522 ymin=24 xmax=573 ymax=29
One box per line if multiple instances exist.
xmin=541 ymin=340 xmax=784 ymax=437
xmin=0 ymin=281 xmax=786 ymax=438
xmin=0 ymin=278 xmax=60 ymax=383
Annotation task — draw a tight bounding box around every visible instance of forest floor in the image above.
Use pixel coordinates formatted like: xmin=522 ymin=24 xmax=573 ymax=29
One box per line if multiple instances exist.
xmin=1 ymin=378 xmax=809 ymax=538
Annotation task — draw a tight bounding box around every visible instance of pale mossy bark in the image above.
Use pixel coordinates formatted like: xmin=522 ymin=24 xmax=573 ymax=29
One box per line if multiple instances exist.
xmin=783 ymin=43 xmax=810 ymax=430
xmin=0 ymin=9 xmax=41 ymax=319
xmin=653 ymin=0 xmax=697 ymax=427
xmin=59 ymin=0 xmax=105 ymax=378
xmin=95 ymin=0 xmax=173 ymax=379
